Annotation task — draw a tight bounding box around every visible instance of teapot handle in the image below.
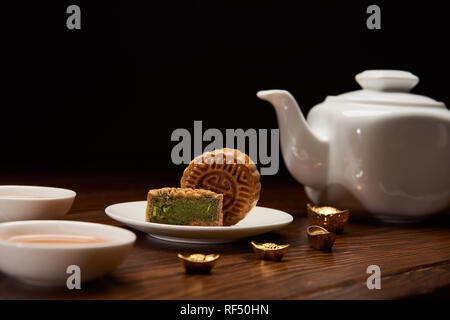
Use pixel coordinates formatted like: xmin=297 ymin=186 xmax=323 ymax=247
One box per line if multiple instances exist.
xmin=355 ymin=70 xmax=419 ymax=92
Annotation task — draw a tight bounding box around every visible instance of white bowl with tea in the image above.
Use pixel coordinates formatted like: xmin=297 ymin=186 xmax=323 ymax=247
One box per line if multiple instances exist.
xmin=0 ymin=185 xmax=76 ymax=222
xmin=0 ymin=220 xmax=136 ymax=286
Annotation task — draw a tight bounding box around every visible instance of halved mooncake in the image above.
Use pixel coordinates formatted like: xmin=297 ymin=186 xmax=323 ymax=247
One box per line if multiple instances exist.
xmin=146 ymin=187 xmax=223 ymax=226
xmin=180 ymin=148 xmax=261 ymax=226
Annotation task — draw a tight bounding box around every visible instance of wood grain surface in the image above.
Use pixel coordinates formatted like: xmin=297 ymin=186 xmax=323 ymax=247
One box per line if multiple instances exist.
xmin=0 ymin=170 xmax=449 ymax=300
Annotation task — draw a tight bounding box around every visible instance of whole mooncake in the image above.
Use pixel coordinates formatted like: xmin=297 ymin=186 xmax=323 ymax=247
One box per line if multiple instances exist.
xmin=146 ymin=187 xmax=223 ymax=226
xmin=180 ymin=148 xmax=261 ymax=226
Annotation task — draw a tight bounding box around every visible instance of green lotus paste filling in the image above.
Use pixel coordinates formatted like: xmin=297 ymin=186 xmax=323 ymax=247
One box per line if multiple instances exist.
xmin=150 ymin=196 xmax=219 ymax=225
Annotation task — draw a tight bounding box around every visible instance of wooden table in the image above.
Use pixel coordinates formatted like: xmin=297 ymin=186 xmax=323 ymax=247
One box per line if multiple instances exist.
xmin=1 ymin=170 xmax=449 ymax=300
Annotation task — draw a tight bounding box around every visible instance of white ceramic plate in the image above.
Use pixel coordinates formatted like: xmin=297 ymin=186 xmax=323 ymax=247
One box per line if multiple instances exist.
xmin=105 ymin=201 xmax=293 ymax=244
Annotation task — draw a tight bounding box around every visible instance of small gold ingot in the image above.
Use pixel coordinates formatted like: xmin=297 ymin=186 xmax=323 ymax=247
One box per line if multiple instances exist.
xmin=251 ymin=241 xmax=290 ymax=261
xmin=307 ymin=225 xmax=336 ymax=251
xmin=177 ymin=253 xmax=220 ymax=274
xmin=307 ymin=203 xmax=350 ymax=234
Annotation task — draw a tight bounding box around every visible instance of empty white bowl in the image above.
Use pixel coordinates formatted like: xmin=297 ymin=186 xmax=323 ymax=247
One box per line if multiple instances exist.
xmin=0 ymin=185 xmax=76 ymax=222
xmin=0 ymin=220 xmax=136 ymax=286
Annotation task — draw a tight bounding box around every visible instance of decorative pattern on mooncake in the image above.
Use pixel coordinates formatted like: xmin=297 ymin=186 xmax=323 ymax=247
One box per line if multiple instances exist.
xmin=146 ymin=187 xmax=223 ymax=226
xmin=180 ymin=148 xmax=261 ymax=226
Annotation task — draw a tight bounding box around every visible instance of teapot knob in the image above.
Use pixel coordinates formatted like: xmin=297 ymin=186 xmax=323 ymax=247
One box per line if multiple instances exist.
xmin=355 ymin=70 xmax=419 ymax=92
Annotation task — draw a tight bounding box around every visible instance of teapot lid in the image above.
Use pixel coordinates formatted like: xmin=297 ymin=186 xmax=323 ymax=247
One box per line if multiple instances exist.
xmin=330 ymin=70 xmax=445 ymax=108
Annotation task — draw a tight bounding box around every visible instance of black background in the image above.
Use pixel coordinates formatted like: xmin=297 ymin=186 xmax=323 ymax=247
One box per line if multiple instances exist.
xmin=2 ymin=1 xmax=449 ymax=173
xmin=2 ymin=299 xmax=448 ymax=319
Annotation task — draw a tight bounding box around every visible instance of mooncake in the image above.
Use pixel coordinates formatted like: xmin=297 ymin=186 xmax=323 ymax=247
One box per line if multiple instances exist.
xmin=180 ymin=148 xmax=261 ymax=226
xmin=146 ymin=187 xmax=223 ymax=226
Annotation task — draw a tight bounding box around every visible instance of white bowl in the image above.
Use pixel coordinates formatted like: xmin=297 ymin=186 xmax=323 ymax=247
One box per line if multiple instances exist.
xmin=0 ymin=220 xmax=136 ymax=286
xmin=0 ymin=185 xmax=76 ymax=222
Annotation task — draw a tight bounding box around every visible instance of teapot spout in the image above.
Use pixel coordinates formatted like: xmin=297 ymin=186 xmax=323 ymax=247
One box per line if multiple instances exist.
xmin=257 ymin=90 xmax=328 ymax=189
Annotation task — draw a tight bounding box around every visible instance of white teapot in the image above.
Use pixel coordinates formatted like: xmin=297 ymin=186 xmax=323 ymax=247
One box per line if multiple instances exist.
xmin=258 ymin=70 xmax=450 ymax=222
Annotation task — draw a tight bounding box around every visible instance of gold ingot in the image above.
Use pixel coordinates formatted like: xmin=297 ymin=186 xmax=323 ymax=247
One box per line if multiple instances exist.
xmin=307 ymin=225 xmax=336 ymax=251
xmin=177 ymin=253 xmax=220 ymax=274
xmin=251 ymin=241 xmax=290 ymax=261
xmin=307 ymin=203 xmax=350 ymax=234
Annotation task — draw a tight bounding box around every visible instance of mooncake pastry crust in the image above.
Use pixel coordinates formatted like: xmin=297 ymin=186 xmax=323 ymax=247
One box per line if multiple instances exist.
xmin=146 ymin=187 xmax=223 ymax=226
xmin=148 ymin=187 xmax=222 ymax=200
xmin=180 ymin=148 xmax=261 ymax=226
